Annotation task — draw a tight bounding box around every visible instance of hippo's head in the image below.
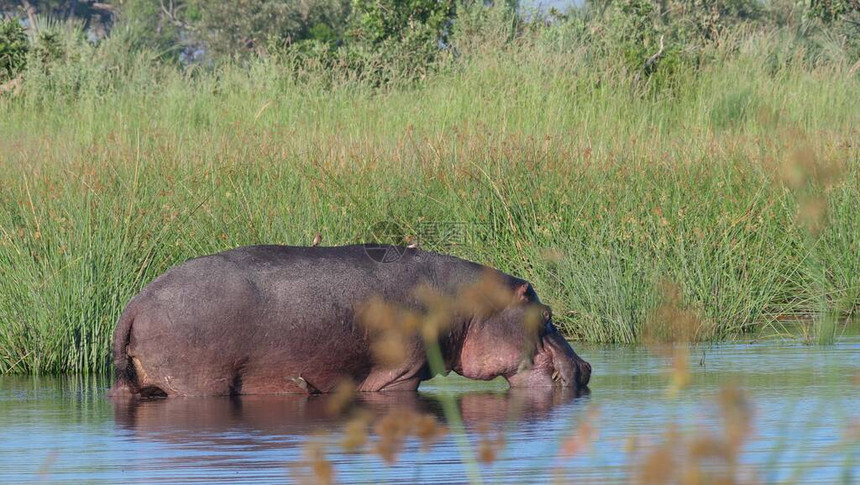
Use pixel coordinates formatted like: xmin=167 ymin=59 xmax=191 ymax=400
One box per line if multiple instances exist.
xmin=456 ymin=283 xmax=591 ymax=389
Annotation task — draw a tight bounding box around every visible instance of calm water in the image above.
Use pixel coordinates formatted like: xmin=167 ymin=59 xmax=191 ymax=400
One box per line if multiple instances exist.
xmin=1 ymin=339 xmax=857 ymax=483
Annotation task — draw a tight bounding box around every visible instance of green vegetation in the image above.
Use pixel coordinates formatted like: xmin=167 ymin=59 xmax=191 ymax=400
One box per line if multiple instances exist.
xmin=0 ymin=18 xmax=27 ymax=79
xmin=1 ymin=1 xmax=859 ymax=374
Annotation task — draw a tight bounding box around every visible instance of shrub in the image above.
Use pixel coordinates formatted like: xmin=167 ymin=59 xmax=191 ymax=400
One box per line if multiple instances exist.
xmin=0 ymin=18 xmax=27 ymax=81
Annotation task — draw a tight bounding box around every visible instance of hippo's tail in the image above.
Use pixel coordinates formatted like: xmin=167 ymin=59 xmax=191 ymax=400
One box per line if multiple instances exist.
xmin=108 ymin=302 xmax=138 ymax=397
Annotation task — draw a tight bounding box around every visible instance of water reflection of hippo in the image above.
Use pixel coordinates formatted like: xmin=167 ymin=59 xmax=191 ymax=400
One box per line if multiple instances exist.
xmin=111 ymin=245 xmax=591 ymax=398
xmin=112 ymin=388 xmax=587 ymax=439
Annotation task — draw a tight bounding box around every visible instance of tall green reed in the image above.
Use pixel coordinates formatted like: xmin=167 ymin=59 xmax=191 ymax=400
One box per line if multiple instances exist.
xmin=1 ymin=18 xmax=858 ymax=373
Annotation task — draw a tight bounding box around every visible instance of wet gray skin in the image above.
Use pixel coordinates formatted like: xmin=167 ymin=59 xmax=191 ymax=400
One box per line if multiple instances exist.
xmin=110 ymin=245 xmax=591 ymax=398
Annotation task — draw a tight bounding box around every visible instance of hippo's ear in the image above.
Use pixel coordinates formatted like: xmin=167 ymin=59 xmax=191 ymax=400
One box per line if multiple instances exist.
xmin=514 ymin=283 xmax=530 ymax=303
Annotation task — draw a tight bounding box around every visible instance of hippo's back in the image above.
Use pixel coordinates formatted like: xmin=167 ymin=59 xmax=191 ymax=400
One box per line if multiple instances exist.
xmin=152 ymin=245 xmax=451 ymax=308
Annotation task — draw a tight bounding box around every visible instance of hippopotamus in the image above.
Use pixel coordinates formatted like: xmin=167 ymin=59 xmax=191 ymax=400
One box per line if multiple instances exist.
xmin=110 ymin=245 xmax=591 ymax=398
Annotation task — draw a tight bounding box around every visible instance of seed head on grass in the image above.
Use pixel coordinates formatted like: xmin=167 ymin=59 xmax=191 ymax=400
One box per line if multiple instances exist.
xmin=340 ymin=411 xmax=370 ymax=453
xmin=642 ymin=281 xmax=707 ymax=396
xmin=325 ymin=378 xmax=356 ymax=416
xmin=560 ymin=406 xmax=600 ymax=458
xmin=718 ymin=382 xmax=753 ymax=458
xmin=295 ymin=434 xmax=335 ymax=485
xmin=476 ymin=423 xmax=506 ymax=465
xmin=359 ymin=273 xmax=521 ymax=368
xmin=772 ymin=144 xmax=844 ymax=237
xmin=622 ymin=434 xmax=642 ymax=467
xmin=643 ymin=280 xmax=709 ymax=346
xmin=455 ymin=270 xmax=518 ymax=318
xmin=371 ymin=408 xmax=446 ymax=463
xmin=635 ymin=425 xmax=679 ymax=485
xmin=372 ymin=331 xmax=410 ymax=368
xmin=844 ymin=418 xmax=859 ymax=444
xmin=376 ymin=410 xmax=412 ymax=463
xmin=413 ymin=283 xmax=455 ymax=343
xmin=358 ymin=298 xmax=421 ymax=367
xmin=538 ymin=247 xmax=565 ymax=264
xmin=307 ymin=441 xmax=334 ymax=484
xmin=797 ymin=194 xmax=828 ymax=236
xmin=632 ymin=384 xmax=756 ymax=484
xmin=414 ymin=412 xmax=448 ymax=451
xmin=667 ymin=348 xmax=691 ymax=398
xmin=779 ymin=145 xmax=817 ymax=190
xmin=37 ymin=450 xmax=58 ymax=477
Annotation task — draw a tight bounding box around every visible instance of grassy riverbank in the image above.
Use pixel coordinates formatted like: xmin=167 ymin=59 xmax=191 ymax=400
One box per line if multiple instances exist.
xmin=1 ymin=9 xmax=860 ymax=374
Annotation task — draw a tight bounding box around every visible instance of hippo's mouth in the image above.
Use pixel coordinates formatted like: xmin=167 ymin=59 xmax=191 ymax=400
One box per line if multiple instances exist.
xmin=497 ymin=318 xmax=591 ymax=390
xmin=536 ymin=330 xmax=591 ymax=388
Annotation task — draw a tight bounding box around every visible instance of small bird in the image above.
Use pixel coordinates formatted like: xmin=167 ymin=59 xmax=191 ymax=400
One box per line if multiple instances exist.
xmin=404 ymin=235 xmax=418 ymax=249
xmin=312 ymin=233 xmax=322 ymax=247
xmin=287 ymin=375 xmax=319 ymax=394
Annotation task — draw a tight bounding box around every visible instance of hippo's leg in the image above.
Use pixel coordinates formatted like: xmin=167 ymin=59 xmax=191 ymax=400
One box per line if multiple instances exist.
xmin=358 ymin=361 xmax=428 ymax=392
xmin=128 ymin=352 xmax=241 ymax=397
xmin=127 ymin=312 xmax=242 ymax=397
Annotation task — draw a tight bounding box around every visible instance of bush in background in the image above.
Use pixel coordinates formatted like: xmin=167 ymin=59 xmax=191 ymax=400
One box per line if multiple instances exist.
xmin=0 ymin=18 xmax=27 ymax=82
